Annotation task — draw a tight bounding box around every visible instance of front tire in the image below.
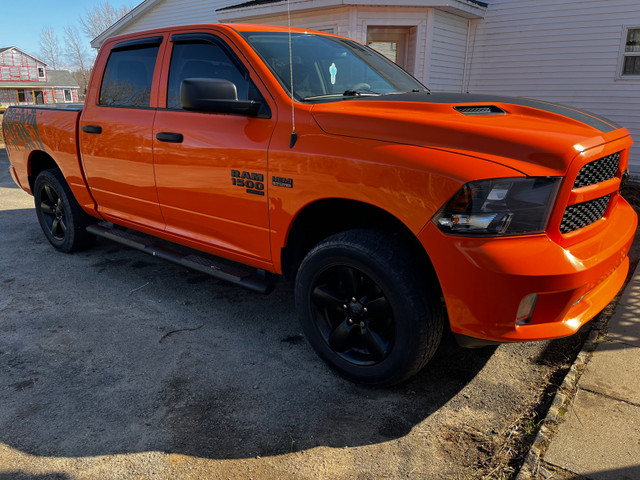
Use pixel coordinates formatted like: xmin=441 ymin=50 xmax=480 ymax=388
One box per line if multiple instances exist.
xmin=34 ymin=169 xmax=95 ymax=253
xmin=295 ymin=230 xmax=443 ymax=386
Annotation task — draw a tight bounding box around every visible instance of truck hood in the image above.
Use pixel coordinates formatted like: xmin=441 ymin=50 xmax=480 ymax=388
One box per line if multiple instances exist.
xmin=310 ymin=92 xmax=626 ymax=176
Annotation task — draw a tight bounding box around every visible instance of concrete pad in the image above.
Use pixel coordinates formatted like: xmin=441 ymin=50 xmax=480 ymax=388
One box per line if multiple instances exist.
xmin=545 ymin=389 xmax=640 ymax=480
xmin=579 ymin=341 xmax=640 ymax=405
xmin=607 ymin=263 xmax=640 ymax=348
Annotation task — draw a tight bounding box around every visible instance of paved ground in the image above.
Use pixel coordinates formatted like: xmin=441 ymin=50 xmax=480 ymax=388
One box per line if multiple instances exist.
xmin=533 ymin=264 xmax=640 ymax=480
xmin=0 ymin=148 xmax=606 ymax=479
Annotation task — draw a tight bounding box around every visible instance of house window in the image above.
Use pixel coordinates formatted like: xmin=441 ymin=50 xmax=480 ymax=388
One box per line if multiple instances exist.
xmin=17 ymin=89 xmax=25 ymax=103
xmin=64 ymin=89 xmax=72 ymax=102
xmin=38 ymin=67 xmax=45 ymax=78
xmin=622 ymin=28 xmax=640 ymax=76
xmin=367 ymin=27 xmax=413 ymax=71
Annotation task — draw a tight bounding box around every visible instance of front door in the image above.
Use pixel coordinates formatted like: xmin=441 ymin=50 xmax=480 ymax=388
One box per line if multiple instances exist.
xmin=152 ymin=33 xmax=276 ymax=263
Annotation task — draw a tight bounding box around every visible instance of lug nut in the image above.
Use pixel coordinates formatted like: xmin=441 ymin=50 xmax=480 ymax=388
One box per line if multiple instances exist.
xmin=347 ymin=318 xmax=353 ymax=325
xmin=359 ymin=321 xmax=365 ymax=328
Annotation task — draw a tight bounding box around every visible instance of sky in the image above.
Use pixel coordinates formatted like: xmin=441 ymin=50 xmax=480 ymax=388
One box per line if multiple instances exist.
xmin=0 ymin=0 xmax=136 ymax=59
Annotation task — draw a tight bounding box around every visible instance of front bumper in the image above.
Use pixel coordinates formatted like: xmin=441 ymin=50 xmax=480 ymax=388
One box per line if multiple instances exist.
xmin=419 ymin=197 xmax=636 ymax=343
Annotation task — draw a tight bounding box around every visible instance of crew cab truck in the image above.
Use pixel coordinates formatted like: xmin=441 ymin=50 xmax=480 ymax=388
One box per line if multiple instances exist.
xmin=3 ymin=24 xmax=637 ymax=386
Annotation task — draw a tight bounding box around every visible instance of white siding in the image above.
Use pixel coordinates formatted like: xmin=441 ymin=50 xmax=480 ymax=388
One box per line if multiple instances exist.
xmin=222 ymin=7 xmax=352 ymax=38
xmin=429 ymin=9 xmax=468 ymax=91
xmin=117 ymin=0 xmax=231 ymax=35
xmin=467 ymin=0 xmax=640 ymax=173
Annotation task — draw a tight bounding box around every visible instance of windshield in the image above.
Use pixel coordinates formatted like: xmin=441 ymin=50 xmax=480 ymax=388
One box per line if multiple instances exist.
xmin=241 ymin=32 xmax=426 ymax=102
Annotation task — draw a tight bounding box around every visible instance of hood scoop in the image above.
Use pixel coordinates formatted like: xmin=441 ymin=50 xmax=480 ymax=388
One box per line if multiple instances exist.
xmin=454 ymin=105 xmax=506 ymax=115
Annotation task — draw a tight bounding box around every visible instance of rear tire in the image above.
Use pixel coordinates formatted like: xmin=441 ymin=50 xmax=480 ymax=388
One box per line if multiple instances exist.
xmin=295 ymin=229 xmax=443 ymax=386
xmin=34 ymin=169 xmax=95 ymax=253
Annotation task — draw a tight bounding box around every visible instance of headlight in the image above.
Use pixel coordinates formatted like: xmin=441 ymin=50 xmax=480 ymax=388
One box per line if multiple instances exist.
xmin=433 ymin=177 xmax=561 ymax=236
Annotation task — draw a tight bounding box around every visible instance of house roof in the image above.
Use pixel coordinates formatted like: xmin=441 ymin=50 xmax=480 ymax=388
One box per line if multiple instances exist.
xmin=219 ymin=0 xmax=487 ymax=12
xmin=0 ymin=70 xmax=79 ymax=89
xmin=92 ymin=0 xmax=488 ymax=47
xmin=0 ymin=46 xmax=48 ymax=66
xmin=91 ymin=0 xmax=161 ymax=49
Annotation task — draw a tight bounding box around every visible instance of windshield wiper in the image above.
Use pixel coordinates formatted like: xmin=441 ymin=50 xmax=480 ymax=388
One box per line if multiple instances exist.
xmin=302 ymin=89 xmax=381 ymax=101
xmin=343 ymin=88 xmax=380 ymax=96
xmin=302 ymin=93 xmax=350 ymax=101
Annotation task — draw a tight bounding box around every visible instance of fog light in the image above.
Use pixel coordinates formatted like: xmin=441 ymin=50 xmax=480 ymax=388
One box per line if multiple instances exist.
xmin=516 ymin=294 xmax=538 ymax=325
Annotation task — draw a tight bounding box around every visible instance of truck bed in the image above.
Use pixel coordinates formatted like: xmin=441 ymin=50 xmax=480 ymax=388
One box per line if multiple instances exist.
xmin=2 ymin=104 xmax=94 ymax=214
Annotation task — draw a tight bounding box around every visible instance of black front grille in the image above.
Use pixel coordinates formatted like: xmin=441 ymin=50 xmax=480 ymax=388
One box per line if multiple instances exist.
xmin=560 ymin=195 xmax=611 ymax=234
xmin=573 ymin=152 xmax=620 ymax=188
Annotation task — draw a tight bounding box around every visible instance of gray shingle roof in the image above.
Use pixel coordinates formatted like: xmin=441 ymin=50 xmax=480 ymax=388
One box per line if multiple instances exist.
xmin=0 ymin=70 xmax=79 ymax=89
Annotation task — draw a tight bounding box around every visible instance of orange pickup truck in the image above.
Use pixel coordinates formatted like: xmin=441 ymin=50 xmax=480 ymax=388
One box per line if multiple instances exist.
xmin=3 ymin=24 xmax=637 ymax=385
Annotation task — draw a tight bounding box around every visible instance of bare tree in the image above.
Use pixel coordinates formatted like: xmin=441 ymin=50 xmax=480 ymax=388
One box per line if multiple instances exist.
xmin=39 ymin=27 xmax=63 ymax=70
xmin=64 ymin=25 xmax=92 ymax=94
xmin=80 ymin=1 xmax=133 ymax=40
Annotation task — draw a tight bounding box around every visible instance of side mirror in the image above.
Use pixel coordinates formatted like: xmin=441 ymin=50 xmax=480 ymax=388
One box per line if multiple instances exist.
xmin=180 ymin=78 xmax=261 ymax=116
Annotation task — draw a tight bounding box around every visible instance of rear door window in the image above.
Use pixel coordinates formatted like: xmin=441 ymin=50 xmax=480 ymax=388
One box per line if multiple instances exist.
xmin=99 ymin=43 xmax=160 ymax=108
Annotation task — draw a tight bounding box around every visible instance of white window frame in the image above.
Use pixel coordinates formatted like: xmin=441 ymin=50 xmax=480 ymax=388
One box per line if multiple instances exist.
xmin=63 ymin=89 xmax=72 ymax=102
xmin=617 ymin=26 xmax=640 ymax=80
xmin=37 ymin=67 xmax=45 ymax=78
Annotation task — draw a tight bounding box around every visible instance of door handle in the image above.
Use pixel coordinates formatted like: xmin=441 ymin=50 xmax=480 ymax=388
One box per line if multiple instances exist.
xmin=82 ymin=125 xmax=102 ymax=134
xmin=156 ymin=132 xmax=184 ymax=143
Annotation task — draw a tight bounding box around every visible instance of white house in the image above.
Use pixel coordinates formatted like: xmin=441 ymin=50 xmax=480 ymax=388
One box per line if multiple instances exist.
xmin=92 ymin=0 xmax=640 ymax=174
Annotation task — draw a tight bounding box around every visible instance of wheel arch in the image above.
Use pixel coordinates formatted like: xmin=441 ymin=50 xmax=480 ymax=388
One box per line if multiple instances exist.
xmin=27 ymin=150 xmax=59 ymax=192
xmin=281 ymin=198 xmax=439 ymax=286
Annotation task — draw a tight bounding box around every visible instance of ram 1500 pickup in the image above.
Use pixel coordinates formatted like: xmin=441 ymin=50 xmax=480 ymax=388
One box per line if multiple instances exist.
xmin=3 ymin=24 xmax=637 ymax=385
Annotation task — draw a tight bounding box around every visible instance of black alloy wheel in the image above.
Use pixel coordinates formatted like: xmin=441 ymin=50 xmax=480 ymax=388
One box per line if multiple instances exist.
xmin=310 ymin=264 xmax=395 ymax=366
xmin=295 ymin=229 xmax=443 ymax=386
xmin=34 ymin=169 xmax=95 ymax=253
xmin=39 ymin=183 xmax=68 ymax=241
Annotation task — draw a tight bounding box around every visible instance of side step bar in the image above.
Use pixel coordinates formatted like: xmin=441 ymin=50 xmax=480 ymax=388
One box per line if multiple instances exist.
xmin=87 ymin=222 xmax=274 ymax=294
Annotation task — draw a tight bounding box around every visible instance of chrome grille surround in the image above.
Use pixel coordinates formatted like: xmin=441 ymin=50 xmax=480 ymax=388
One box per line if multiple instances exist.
xmin=560 ymin=194 xmax=611 ymax=234
xmin=573 ymin=152 xmax=620 ymax=188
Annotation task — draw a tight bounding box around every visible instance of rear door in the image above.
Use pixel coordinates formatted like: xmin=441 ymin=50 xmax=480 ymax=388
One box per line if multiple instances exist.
xmin=79 ymin=35 xmax=166 ymax=230
xmin=152 ymin=31 xmax=276 ymax=263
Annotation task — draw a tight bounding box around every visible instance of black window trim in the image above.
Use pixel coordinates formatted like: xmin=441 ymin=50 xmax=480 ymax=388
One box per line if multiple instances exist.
xmin=112 ymin=35 xmax=163 ymax=52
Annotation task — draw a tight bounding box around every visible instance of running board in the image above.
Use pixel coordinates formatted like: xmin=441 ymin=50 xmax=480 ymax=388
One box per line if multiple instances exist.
xmin=87 ymin=222 xmax=274 ymax=294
